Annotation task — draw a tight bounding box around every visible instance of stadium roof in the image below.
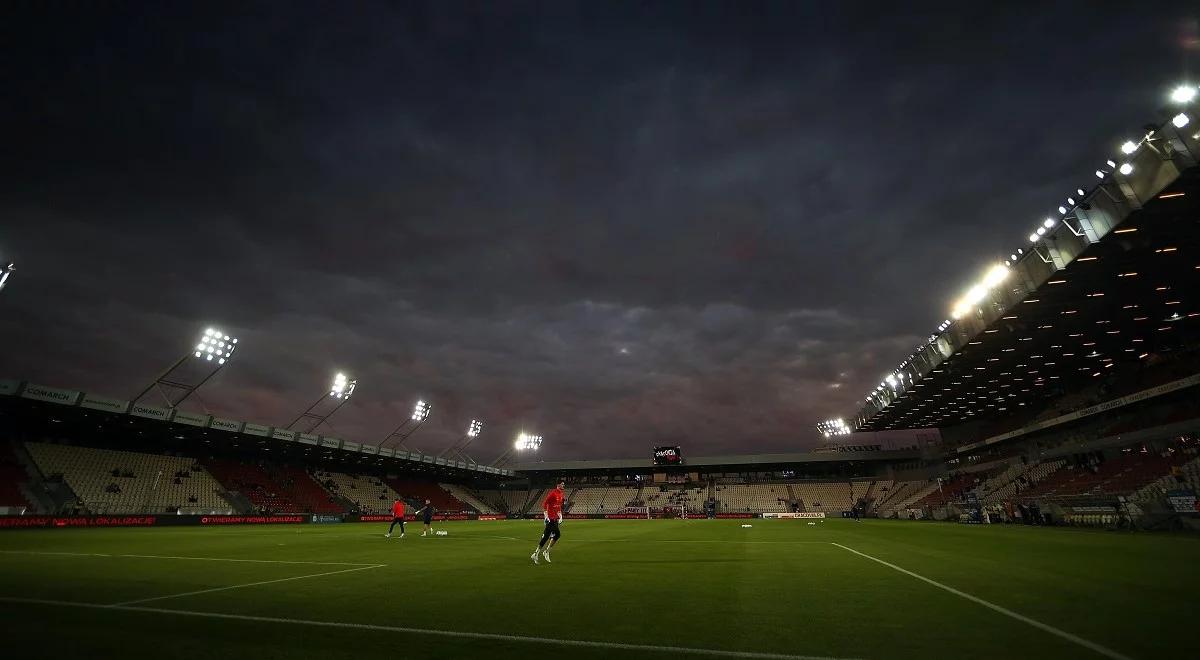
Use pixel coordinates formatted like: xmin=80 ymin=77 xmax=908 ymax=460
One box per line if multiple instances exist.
xmin=0 ymin=379 xmax=516 ymax=478
xmin=838 ymin=98 xmax=1200 ymax=434
xmin=514 ymin=447 xmax=921 ymax=473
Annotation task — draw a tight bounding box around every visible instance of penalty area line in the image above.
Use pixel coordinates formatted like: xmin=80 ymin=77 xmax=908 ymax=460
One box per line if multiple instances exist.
xmin=111 ymin=564 xmax=386 ymax=606
xmin=829 ymin=543 xmax=1131 ymax=660
xmin=0 ymin=550 xmax=380 ymax=567
xmin=0 ymin=596 xmax=859 ymax=660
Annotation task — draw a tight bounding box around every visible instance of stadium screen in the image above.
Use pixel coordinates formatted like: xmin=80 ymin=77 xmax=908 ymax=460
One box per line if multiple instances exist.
xmin=653 ymin=446 xmax=683 ymax=465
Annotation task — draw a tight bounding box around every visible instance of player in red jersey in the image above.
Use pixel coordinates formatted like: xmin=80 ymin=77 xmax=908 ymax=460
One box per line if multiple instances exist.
xmin=384 ymin=499 xmax=406 ymax=539
xmin=531 ymin=480 xmax=565 ymax=564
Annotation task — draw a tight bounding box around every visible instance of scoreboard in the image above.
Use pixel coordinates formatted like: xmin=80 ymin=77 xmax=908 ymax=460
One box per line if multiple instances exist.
xmin=653 ymin=446 xmax=683 ymax=466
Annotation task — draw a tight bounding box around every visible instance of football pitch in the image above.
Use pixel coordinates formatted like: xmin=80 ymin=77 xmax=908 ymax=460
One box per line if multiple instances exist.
xmin=1 ymin=519 xmax=1195 ymax=660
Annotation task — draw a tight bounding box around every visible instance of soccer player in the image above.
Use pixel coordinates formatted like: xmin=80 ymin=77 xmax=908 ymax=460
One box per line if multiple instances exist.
xmin=385 ymin=498 xmax=406 ymax=538
xmin=531 ymin=480 xmax=565 ymax=564
xmin=415 ymin=498 xmax=435 ymax=536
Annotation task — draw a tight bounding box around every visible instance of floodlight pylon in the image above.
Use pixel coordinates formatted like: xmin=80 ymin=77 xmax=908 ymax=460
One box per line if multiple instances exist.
xmin=438 ymin=419 xmax=483 ymax=462
xmin=492 ymin=432 xmax=542 ymax=467
xmin=381 ymin=399 xmax=431 ymax=450
xmin=132 ymin=326 xmax=240 ymax=410
xmin=285 ymin=372 xmax=357 ymax=433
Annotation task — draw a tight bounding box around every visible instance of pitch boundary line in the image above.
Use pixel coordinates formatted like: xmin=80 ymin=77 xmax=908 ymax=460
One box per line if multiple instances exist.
xmin=0 ymin=597 xmax=858 ymax=660
xmin=111 ymin=564 xmax=385 ymax=606
xmin=829 ymin=543 xmax=1131 ymax=660
xmin=0 ymin=550 xmax=379 ymax=567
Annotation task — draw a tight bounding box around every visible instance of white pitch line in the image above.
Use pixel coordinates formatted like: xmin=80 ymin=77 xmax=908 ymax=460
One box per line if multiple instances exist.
xmin=830 ymin=543 xmax=1131 ymax=660
xmin=0 ymin=549 xmax=379 ymax=567
xmin=115 ymin=553 xmax=381 ymax=566
xmin=112 ymin=564 xmax=385 ymax=606
xmin=0 ymin=596 xmax=859 ymax=660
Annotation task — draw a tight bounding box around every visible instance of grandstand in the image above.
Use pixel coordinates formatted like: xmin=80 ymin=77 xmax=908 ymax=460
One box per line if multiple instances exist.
xmin=385 ymin=478 xmax=469 ymax=513
xmin=26 ymin=442 xmax=231 ymax=514
xmin=565 ymin=485 xmax=639 ymax=514
xmin=0 ymin=443 xmax=34 ymax=513
xmin=313 ymin=470 xmax=403 ymax=514
xmin=713 ymin=483 xmax=791 ymax=513
xmin=440 ymin=483 xmax=497 ymax=514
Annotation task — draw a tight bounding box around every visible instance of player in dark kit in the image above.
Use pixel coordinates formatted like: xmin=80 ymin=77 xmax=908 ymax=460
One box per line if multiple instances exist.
xmin=384 ymin=499 xmax=405 ymax=538
xmin=531 ymin=480 xmax=565 ymax=564
xmin=414 ymin=499 xmax=435 ymax=536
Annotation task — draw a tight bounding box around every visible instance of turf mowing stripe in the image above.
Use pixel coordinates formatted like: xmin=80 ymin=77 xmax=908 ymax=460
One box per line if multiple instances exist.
xmin=112 ymin=564 xmax=386 ymax=606
xmin=0 ymin=550 xmax=380 ymax=566
xmin=0 ymin=596 xmax=860 ymax=660
xmin=829 ymin=543 xmax=1131 ymax=660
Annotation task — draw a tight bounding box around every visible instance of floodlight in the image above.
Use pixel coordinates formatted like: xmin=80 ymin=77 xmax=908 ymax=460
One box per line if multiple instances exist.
xmin=467 ymin=419 xmax=483 ymax=438
xmin=983 ymin=264 xmax=1008 ymax=287
xmin=1058 ymin=206 xmax=1067 ymax=214
xmin=1171 ymin=85 xmax=1197 ymax=103
xmin=514 ymin=432 xmax=543 ymax=451
xmin=1076 ymin=188 xmax=1085 ymax=196
xmin=412 ymin=399 xmax=431 ymax=422
xmin=1118 ymin=163 xmax=1133 ymax=175
xmin=1010 ymin=253 xmax=1017 ymax=261
xmin=1095 ymin=170 xmax=1105 ymax=179
xmin=329 ymin=372 xmax=356 ymax=399
xmin=1029 ymin=233 xmax=1039 ymax=243
xmin=0 ymin=263 xmax=13 ymax=292
xmin=1036 ymin=227 xmax=1046 ymax=236
xmin=1120 ymin=141 xmax=1137 ymax=155
xmin=1172 ymin=113 xmax=1190 ymax=128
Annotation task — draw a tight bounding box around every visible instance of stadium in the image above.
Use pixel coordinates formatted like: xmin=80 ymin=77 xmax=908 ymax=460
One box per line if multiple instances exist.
xmin=4 ymin=7 xmax=1200 ymax=660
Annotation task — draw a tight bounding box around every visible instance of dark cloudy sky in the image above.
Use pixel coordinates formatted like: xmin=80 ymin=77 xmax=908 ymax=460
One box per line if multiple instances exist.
xmin=2 ymin=1 xmax=1197 ymax=460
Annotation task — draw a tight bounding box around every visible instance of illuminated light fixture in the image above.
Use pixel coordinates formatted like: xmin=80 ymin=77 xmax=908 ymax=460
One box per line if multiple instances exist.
xmin=329 ymin=372 xmax=357 ymax=400
xmin=1159 ymin=192 xmax=1185 ymax=199
xmin=1113 ymin=228 xmax=1138 ymax=234
xmin=1077 ymin=256 xmax=1097 ymax=261
xmin=1043 ymin=218 xmax=1056 ymax=229
xmin=411 ymin=400 xmax=431 ymax=422
xmin=1118 ymin=163 xmax=1133 ymax=176
xmin=1095 ymin=170 xmax=1105 ymax=179
xmin=1076 ymin=188 xmax=1086 ymax=196
xmin=195 ymin=328 xmax=238 ymax=363
xmin=1120 ymin=140 xmax=1137 ymax=155
xmin=467 ymin=419 xmax=484 ymax=438
xmin=514 ymin=432 xmax=543 ymax=451
xmin=1058 ymin=206 xmax=1067 ymax=214
xmin=1171 ymin=85 xmax=1197 ymax=103
xmin=1106 ymin=160 xmax=1117 ymax=168
xmin=1010 ymin=254 xmax=1018 ymax=261
xmin=0 ymin=262 xmax=13 ymax=293
xmin=1036 ymin=227 xmax=1046 ymax=236
xmin=1029 ymin=233 xmax=1039 ymax=243
xmin=1066 ymin=197 xmax=1076 ymax=205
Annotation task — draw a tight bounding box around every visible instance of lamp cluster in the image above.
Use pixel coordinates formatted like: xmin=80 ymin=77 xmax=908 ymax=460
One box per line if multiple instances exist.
xmin=515 ymin=432 xmax=543 ymax=450
xmin=194 ymin=328 xmax=238 ymax=366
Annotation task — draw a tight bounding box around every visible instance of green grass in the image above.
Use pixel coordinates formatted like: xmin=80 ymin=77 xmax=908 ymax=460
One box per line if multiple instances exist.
xmin=1 ymin=519 xmax=1196 ymax=659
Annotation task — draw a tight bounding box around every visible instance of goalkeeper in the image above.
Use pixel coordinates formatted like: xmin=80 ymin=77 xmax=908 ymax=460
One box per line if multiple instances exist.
xmin=531 ymin=480 xmax=566 ymax=564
